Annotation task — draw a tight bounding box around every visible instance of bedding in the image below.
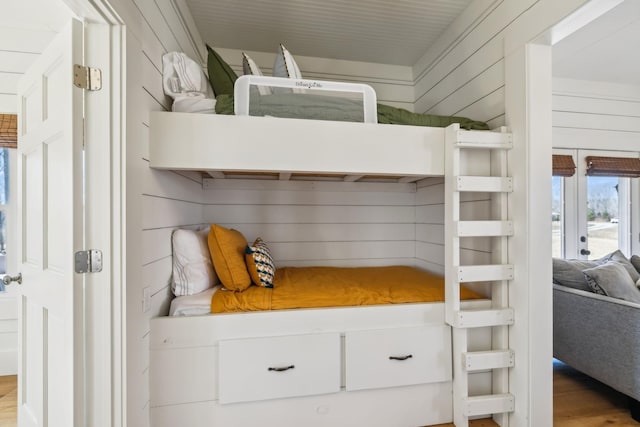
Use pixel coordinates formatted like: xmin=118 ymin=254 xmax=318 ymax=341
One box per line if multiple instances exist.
xmin=203 ymin=44 xmax=489 ymax=129
xmin=213 ymin=93 xmax=489 ymax=130
xmin=169 ymin=286 xmax=220 ymax=316
xmin=211 ymin=265 xmax=482 ymax=313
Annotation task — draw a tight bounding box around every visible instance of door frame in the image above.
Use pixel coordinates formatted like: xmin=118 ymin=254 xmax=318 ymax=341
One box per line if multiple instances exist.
xmin=58 ymin=1 xmax=125 ymax=425
xmin=504 ymin=0 xmax=623 ymax=425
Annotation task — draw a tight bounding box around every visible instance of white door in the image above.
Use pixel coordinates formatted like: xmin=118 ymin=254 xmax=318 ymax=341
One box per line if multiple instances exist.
xmin=16 ymin=18 xmax=84 ymax=427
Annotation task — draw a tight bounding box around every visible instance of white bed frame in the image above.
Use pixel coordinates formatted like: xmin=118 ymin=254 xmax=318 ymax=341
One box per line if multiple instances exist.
xmin=151 ymin=299 xmax=492 ymax=427
xmin=148 ymin=107 xmax=513 ymax=426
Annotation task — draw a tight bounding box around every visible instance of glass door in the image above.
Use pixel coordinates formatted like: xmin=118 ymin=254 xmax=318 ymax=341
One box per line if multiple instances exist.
xmin=577 ymin=150 xmax=632 ymax=260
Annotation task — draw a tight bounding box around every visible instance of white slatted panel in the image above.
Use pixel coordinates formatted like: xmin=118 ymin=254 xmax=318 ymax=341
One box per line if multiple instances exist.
xmin=553 ymin=79 xmax=640 ymax=152
xmin=203 ymin=180 xmax=417 ymax=266
xmin=415 ymin=179 xmax=493 ymax=277
xmin=121 ymin=2 xmax=210 ymax=424
xmin=0 ymin=0 xmax=68 ymax=113
xmin=186 ymin=0 xmax=472 ymax=66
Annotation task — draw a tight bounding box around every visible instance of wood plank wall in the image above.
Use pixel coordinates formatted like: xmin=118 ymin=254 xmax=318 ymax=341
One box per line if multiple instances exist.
xmin=108 ymin=0 xmax=207 ymax=425
xmin=212 ymin=48 xmax=416 ymax=110
xmin=411 ymin=0 xmax=590 ymax=129
xmin=0 ymin=28 xmax=54 ymax=114
xmin=552 ymin=78 xmax=640 ymax=152
xmin=202 ymin=179 xmax=418 ymax=268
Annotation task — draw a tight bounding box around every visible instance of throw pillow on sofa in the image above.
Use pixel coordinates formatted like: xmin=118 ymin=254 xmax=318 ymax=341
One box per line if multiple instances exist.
xmin=552 ymin=257 xmax=604 ymax=292
xmin=582 ymin=260 xmax=640 ymax=304
xmin=606 ymin=250 xmax=640 ymax=283
xmin=631 ymin=254 xmax=640 ymax=276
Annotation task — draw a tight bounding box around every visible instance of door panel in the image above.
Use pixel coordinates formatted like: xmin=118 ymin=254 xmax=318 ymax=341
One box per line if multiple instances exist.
xmin=17 ymin=18 xmax=84 ymax=427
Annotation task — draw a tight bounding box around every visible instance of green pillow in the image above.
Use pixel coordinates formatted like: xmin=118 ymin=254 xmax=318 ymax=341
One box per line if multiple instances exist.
xmin=206 ymin=44 xmax=237 ymax=97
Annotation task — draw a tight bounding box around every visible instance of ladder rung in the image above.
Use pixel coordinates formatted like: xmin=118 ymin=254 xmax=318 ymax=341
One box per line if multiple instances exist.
xmin=456 ymin=220 xmax=513 ymax=237
xmin=463 ymin=350 xmax=514 ymax=372
xmin=455 ymin=130 xmax=513 ymax=149
xmin=449 ymin=308 xmax=514 ymax=328
xmin=456 ymin=176 xmax=513 ymax=193
xmin=456 ymin=264 xmax=514 ymax=282
xmin=463 ymin=394 xmax=515 ymax=417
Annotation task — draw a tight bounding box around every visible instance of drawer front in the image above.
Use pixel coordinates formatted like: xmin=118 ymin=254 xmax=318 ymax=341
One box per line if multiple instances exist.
xmin=218 ymin=333 xmax=340 ymax=404
xmin=345 ymin=325 xmax=452 ymax=391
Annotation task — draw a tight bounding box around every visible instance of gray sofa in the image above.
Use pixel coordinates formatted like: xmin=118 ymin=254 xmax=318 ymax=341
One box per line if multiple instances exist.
xmin=553 ymin=283 xmax=640 ymax=421
xmin=553 ymin=251 xmax=640 ymax=421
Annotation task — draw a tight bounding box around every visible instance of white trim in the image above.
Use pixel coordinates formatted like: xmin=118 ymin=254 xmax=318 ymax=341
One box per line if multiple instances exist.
xmin=60 ymin=0 xmax=125 ymax=425
xmin=505 ymin=42 xmax=554 ymax=427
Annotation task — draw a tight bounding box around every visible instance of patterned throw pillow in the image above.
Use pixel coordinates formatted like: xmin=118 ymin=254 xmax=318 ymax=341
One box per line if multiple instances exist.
xmin=241 ymin=52 xmax=272 ymax=95
xmin=245 ymin=238 xmax=276 ymax=288
xmin=273 ymin=43 xmax=303 ymax=79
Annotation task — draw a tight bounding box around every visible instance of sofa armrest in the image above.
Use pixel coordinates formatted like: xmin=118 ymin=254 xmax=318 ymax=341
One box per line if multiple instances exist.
xmin=553 ymin=284 xmax=640 ymax=400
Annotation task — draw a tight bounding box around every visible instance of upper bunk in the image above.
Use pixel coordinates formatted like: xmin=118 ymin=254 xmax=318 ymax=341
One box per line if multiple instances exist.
xmin=149 ymin=112 xmax=449 ymax=183
xmin=149 ymin=76 xmax=511 ymax=183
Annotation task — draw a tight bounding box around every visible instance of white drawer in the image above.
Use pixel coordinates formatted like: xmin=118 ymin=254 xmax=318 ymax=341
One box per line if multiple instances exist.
xmin=345 ymin=325 xmax=452 ymax=391
xmin=218 ymin=333 xmax=340 ymax=404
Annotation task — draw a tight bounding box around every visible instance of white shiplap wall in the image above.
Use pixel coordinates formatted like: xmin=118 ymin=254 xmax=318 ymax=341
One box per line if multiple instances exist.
xmin=108 ymin=0 xmax=207 ymax=425
xmin=411 ymin=0 xmax=592 ymax=128
xmin=415 ymin=154 xmax=493 ymax=283
xmin=552 ymin=78 xmax=640 ymax=152
xmin=202 ymin=179 xmax=419 ymax=268
xmin=0 ymin=29 xmax=56 ymax=114
xmin=212 ymin=47 xmax=416 ymax=110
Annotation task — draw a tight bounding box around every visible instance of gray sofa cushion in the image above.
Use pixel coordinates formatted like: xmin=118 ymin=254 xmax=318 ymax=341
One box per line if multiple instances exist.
xmin=582 ymin=261 xmax=640 ymax=303
xmin=607 ymin=250 xmax=640 ymax=283
xmin=552 ymin=258 xmax=604 ymax=292
xmin=631 ymin=255 xmax=640 ymax=275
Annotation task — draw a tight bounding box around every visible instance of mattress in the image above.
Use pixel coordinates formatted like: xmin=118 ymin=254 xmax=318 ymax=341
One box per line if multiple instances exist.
xmin=211 ymin=265 xmax=482 ymax=313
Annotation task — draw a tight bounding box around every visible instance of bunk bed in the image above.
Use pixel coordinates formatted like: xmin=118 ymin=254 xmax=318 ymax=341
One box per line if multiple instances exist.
xmin=148 ymin=77 xmax=513 ymax=427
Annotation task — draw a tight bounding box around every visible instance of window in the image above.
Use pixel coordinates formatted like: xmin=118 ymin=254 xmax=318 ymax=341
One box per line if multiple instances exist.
xmin=551 ymin=175 xmax=563 ymax=258
xmin=585 ymin=175 xmax=620 ymax=259
xmin=0 ymin=114 xmax=16 ymax=276
xmin=552 ymin=149 xmax=638 ymax=260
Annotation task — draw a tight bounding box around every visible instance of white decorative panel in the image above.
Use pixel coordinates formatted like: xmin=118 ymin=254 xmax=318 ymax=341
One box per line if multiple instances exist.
xmin=46 ymin=134 xmax=70 ymax=272
xmin=23 ymin=147 xmax=43 ymax=266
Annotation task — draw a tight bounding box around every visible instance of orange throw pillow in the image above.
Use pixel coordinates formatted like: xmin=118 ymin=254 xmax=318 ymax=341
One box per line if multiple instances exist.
xmin=208 ymin=224 xmax=251 ymax=291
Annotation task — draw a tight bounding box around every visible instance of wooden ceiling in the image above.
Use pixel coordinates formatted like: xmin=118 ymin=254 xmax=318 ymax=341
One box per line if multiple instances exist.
xmin=184 ymin=0 xmax=473 ymax=66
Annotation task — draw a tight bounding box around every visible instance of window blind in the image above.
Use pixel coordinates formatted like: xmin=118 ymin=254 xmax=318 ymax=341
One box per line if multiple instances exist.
xmin=585 ymin=156 xmax=640 ymax=178
xmin=552 ymin=154 xmax=576 ymax=177
xmin=0 ymin=114 xmax=17 ymax=149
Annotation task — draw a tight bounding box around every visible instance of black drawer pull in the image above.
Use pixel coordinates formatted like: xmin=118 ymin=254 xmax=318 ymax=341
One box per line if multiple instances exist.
xmin=268 ymin=365 xmax=295 ymax=372
xmin=389 ymin=354 xmax=413 ymax=361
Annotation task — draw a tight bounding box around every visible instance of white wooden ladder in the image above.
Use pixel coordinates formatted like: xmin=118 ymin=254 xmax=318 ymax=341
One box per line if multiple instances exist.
xmin=444 ymin=124 xmax=515 ymax=426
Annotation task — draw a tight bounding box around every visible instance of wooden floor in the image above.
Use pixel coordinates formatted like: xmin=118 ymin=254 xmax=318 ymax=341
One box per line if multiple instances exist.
xmin=0 ymin=376 xmax=16 ymax=427
xmin=0 ymin=362 xmax=638 ymax=426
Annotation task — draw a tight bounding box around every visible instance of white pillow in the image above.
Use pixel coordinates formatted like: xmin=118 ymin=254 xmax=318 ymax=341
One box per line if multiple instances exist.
xmin=273 ymin=43 xmax=303 ymax=79
xmin=171 ymin=228 xmax=218 ymax=296
xmin=242 ymin=52 xmax=272 ymax=95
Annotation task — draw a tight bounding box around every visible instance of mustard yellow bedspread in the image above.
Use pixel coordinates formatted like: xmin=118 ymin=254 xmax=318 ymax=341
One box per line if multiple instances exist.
xmin=211 ymin=266 xmax=482 ymax=313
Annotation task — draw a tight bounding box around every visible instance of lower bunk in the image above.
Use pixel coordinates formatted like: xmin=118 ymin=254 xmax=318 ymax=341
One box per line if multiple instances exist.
xmin=150 ymin=298 xmax=492 ymax=427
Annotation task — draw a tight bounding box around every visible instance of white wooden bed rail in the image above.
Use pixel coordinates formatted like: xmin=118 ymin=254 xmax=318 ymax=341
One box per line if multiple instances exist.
xmin=148 ymin=112 xmax=445 ymax=180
